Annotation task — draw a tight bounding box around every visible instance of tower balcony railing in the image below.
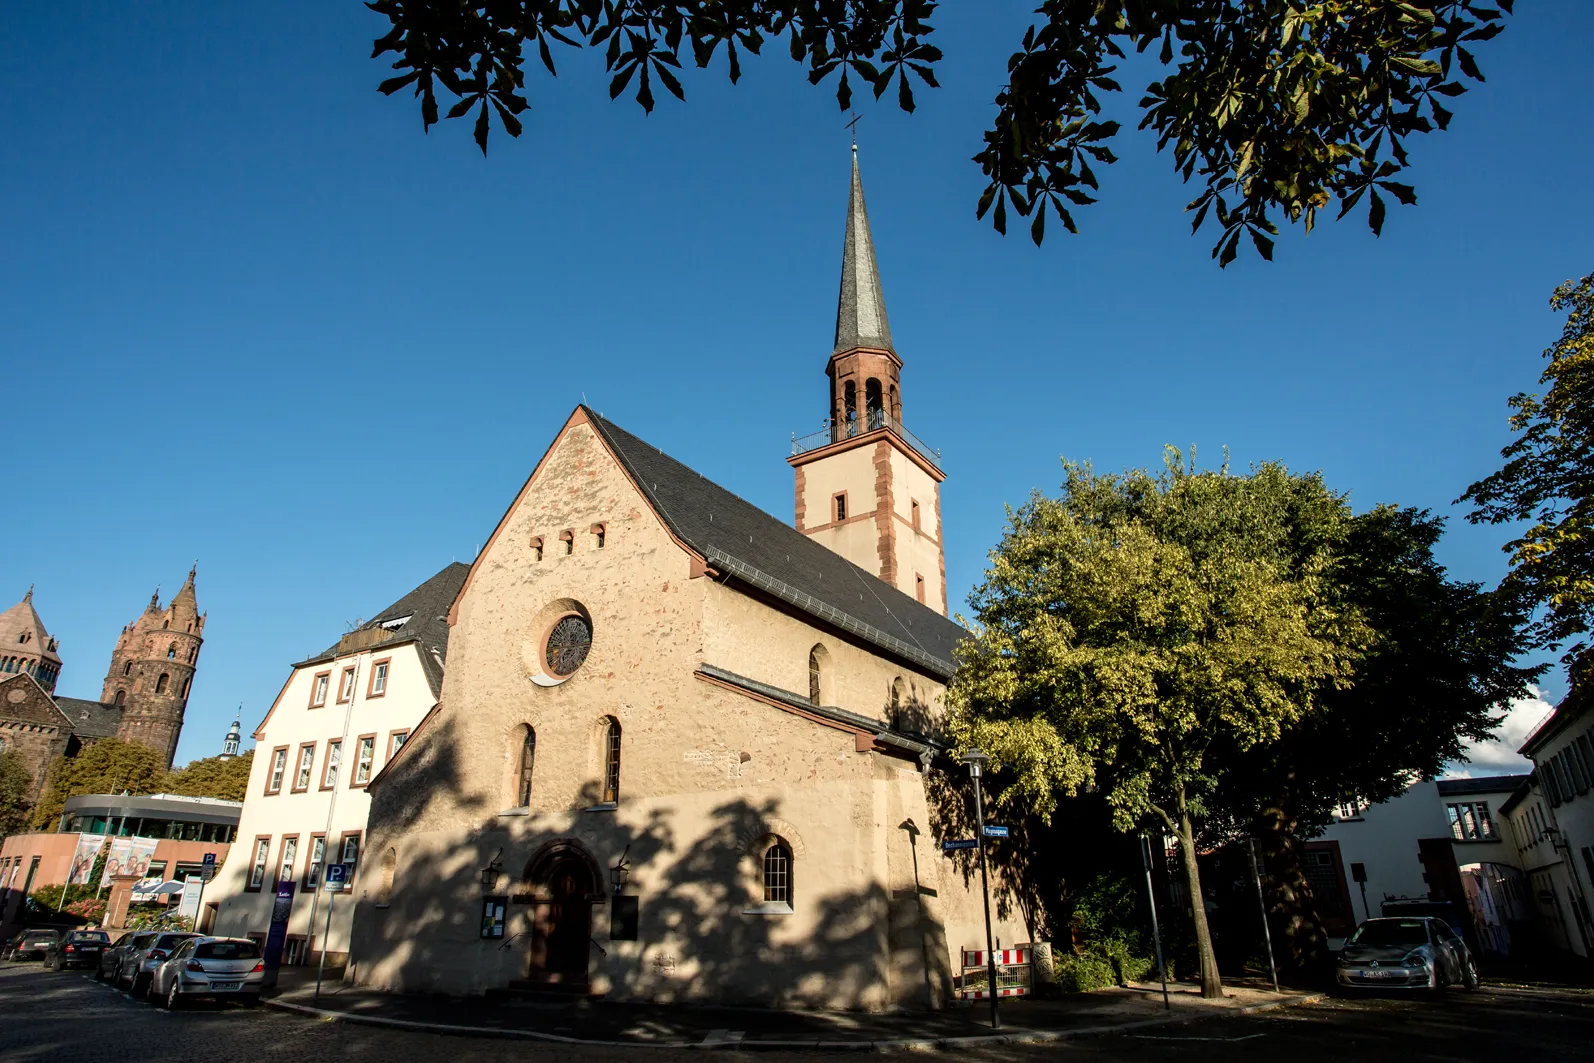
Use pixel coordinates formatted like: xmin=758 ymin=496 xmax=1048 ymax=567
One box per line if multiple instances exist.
xmin=791 ymin=409 xmax=943 ymax=470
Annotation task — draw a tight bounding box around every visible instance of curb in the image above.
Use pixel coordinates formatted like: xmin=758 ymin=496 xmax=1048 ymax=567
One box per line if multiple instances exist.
xmin=266 ymin=991 xmax=1326 ymax=1051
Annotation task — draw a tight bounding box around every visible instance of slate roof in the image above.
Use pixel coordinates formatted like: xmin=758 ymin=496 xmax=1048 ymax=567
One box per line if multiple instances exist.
xmin=833 ymin=148 xmax=895 ymax=356
xmin=53 ymin=696 xmax=123 ymax=738
xmin=298 ymin=562 xmax=470 ymax=698
xmin=586 ymin=410 xmax=965 ymax=677
xmin=1435 ymin=774 xmax=1530 ymax=797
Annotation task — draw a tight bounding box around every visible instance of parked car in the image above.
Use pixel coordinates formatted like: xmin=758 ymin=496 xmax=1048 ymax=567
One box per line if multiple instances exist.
xmin=44 ymin=929 xmax=111 ymax=971
xmin=113 ymin=931 xmax=198 ymax=995
xmin=5 ymin=928 xmax=59 ymax=961
xmin=147 ymin=937 xmax=265 ymax=1008
xmin=96 ymin=932 xmax=138 ymax=981
xmin=1336 ymin=916 xmax=1479 ymax=992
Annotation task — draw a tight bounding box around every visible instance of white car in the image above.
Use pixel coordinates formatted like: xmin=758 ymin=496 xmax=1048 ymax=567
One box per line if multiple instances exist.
xmin=1336 ymin=916 xmax=1479 ymax=991
xmin=147 ymin=937 xmax=265 ymax=1008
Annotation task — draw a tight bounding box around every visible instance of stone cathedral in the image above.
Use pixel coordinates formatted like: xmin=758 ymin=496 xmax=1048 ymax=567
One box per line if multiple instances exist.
xmin=0 ymin=569 xmax=205 ymax=802
xmin=348 ymin=150 xmax=1025 ymax=1008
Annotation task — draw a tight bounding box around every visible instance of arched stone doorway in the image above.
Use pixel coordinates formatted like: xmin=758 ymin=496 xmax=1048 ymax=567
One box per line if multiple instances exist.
xmin=523 ymin=841 xmax=601 ymax=986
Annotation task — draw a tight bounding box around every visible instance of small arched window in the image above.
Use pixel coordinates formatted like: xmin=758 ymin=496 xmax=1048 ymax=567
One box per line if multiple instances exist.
xmin=531 ymin=536 xmax=544 ymax=562
xmin=162 ymin=620 xmax=169 ymax=630
xmin=763 ymin=840 xmax=793 ymax=906
xmin=181 ymin=676 xmax=191 ymax=698
xmin=807 ymin=644 xmax=831 ymax=706
xmin=123 ymin=660 xmax=132 ymax=676
xmin=601 ymin=716 xmax=622 ymax=804
xmin=114 ymin=690 xmax=126 ymax=707
xmin=167 ymin=643 xmax=177 ymax=659
xmin=865 ymin=378 xmax=883 ymax=426
xmin=516 ymin=727 xmax=536 ymax=807
xmin=560 ymin=529 xmax=574 ymax=555
xmin=591 ymin=523 xmax=606 ymax=549
xmin=155 ymin=673 xmax=170 ymax=694
xmin=377 ymin=847 xmax=397 ymax=906
xmin=843 ymin=380 xmax=857 ymax=428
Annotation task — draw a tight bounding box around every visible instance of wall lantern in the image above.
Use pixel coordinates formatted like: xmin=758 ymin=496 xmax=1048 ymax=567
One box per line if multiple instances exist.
xmin=609 ymin=845 xmax=631 ymax=896
xmin=480 ymin=848 xmax=503 ymax=894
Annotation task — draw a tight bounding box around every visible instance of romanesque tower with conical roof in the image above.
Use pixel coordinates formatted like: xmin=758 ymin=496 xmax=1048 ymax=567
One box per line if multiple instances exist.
xmin=788 ymin=148 xmax=948 ymax=614
xmin=0 ymin=587 xmax=64 ymax=693
xmin=101 ymin=566 xmax=205 ymax=767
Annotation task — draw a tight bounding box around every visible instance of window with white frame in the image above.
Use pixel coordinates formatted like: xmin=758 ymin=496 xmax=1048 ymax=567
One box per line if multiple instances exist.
xmin=310 ymin=672 xmax=329 ymax=708
xmin=323 ymin=740 xmax=341 ymax=788
xmin=293 ymin=744 xmax=315 ymax=791
xmin=277 ymin=836 xmax=298 ymax=885
xmin=248 ymin=839 xmax=269 ymax=889
xmin=1448 ymin=801 xmax=1496 ymax=841
xmin=370 ymin=660 xmax=389 ymax=697
xmin=304 ymin=836 xmax=325 ymax=889
xmin=267 ymin=748 xmax=287 ymax=793
xmin=763 ymin=841 xmax=793 ymax=906
xmin=354 ymin=737 xmax=375 ymax=785
xmin=338 ymin=666 xmax=356 ymax=702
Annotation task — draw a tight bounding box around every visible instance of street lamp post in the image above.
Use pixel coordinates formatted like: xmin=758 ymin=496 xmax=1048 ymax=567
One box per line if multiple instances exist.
xmin=961 ymin=748 xmax=1000 ymax=1031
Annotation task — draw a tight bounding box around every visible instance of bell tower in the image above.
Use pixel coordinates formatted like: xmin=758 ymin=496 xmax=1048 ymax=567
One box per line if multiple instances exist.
xmin=789 ymin=148 xmax=947 ymax=615
xmin=102 ymin=565 xmax=205 ymax=768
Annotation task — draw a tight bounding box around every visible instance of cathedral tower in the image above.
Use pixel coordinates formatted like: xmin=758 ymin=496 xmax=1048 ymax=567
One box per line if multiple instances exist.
xmin=788 ymin=148 xmax=948 ymax=614
xmin=101 ymin=566 xmax=204 ymax=768
xmin=0 ymin=588 xmax=64 ymax=694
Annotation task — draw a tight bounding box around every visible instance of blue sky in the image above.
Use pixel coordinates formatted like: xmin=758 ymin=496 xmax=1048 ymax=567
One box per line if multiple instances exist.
xmin=3 ymin=4 xmax=1590 ymax=767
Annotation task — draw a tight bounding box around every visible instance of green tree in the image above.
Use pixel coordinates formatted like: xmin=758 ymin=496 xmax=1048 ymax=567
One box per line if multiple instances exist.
xmin=1204 ymin=505 xmax=1538 ymax=967
xmin=0 ymin=751 xmax=35 ymax=839
xmin=947 ymin=452 xmax=1363 ymax=997
xmin=165 ymin=750 xmax=253 ymax=802
xmin=369 ymin=1 xmax=1512 ymax=263
xmin=30 ymin=739 xmax=168 ymax=831
xmin=1461 ymin=269 xmax=1594 ymax=687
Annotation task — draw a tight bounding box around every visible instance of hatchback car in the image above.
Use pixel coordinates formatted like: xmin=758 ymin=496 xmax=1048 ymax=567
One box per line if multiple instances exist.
xmin=1336 ymin=916 xmax=1478 ymax=991
xmin=6 ymin=928 xmax=59 ymax=961
xmin=114 ymin=931 xmax=198 ymax=995
xmin=44 ymin=929 xmax=110 ymax=971
xmin=148 ymin=937 xmax=265 ymax=1008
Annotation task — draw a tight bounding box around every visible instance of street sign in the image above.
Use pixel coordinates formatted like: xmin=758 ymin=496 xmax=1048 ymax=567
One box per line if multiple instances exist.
xmin=983 ymin=825 xmax=1009 ymax=838
xmin=325 ymin=863 xmax=349 ymax=890
xmin=201 ymin=852 xmax=217 ymax=868
xmin=942 ymin=839 xmax=979 ymax=851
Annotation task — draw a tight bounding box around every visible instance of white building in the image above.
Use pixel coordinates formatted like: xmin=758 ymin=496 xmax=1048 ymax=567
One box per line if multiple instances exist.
xmin=205 ymin=563 xmax=467 ymax=963
xmin=1515 ymin=691 xmax=1594 ymax=958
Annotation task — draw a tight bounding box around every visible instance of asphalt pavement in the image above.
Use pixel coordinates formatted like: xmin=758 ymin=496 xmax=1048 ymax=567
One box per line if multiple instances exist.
xmin=1 ymin=959 xmax=1590 ymax=1062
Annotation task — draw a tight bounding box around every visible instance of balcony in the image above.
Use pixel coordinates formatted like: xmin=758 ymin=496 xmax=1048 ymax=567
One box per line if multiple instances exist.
xmin=790 ymin=409 xmax=943 ymax=471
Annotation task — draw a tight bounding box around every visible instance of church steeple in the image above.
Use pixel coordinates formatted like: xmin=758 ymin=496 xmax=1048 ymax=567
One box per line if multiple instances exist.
xmin=834 ymin=146 xmax=894 ymax=357
xmin=788 ymin=149 xmax=948 ymax=616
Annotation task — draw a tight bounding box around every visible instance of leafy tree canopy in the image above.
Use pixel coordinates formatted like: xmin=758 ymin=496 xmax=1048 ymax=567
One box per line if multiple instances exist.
xmin=947 ymin=451 xmax=1364 ymax=995
xmin=1462 ymin=269 xmax=1594 ymax=686
xmin=0 ymin=752 xmax=34 ymax=839
xmin=368 ymin=1 xmax=1513 ymax=263
xmin=165 ymin=750 xmax=254 ymax=803
xmin=29 ymin=739 xmax=169 ymax=831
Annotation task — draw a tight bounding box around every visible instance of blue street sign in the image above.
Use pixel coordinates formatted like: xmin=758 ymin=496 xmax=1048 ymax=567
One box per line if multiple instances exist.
xmin=942 ymin=839 xmax=979 ymax=851
xmin=201 ymin=852 xmax=216 ymax=867
xmin=983 ymin=825 xmax=1010 ymax=838
xmin=325 ymin=863 xmax=349 ymax=886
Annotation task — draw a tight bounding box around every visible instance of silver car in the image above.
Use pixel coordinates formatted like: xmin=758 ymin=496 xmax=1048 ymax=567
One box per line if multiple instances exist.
xmin=147 ymin=937 xmax=265 ymax=1008
xmin=115 ymin=931 xmax=198 ymax=995
xmin=1336 ymin=916 xmax=1479 ymax=991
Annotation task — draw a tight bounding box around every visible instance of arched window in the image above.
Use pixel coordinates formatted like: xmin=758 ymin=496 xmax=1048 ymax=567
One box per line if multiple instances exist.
xmin=601 ymin=716 xmax=622 ymax=804
xmin=530 ymin=536 xmax=544 ymax=562
xmin=181 ymin=677 xmax=191 ymax=698
xmin=865 ymin=378 xmax=883 ymax=427
xmin=516 ymin=727 xmax=536 ymax=807
xmin=560 ymin=529 xmax=574 ymax=555
xmin=377 ymin=847 xmax=397 ymax=905
xmin=889 ymin=384 xmax=900 ymax=420
xmin=167 ymin=643 xmax=176 ymax=659
xmin=114 ymin=690 xmax=126 ymax=707
xmin=842 ymin=380 xmax=857 ymax=435
xmin=807 ymin=644 xmax=831 ymax=705
xmin=591 ymin=523 xmax=606 ymax=549
xmin=162 ymin=620 xmax=169 ymax=630
xmin=155 ymin=673 xmax=170 ymax=694
xmin=123 ymin=660 xmax=132 ymax=676
xmin=763 ymin=840 xmax=793 ymax=906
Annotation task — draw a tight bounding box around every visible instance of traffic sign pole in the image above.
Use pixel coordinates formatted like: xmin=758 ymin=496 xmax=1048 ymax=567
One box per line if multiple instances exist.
xmin=1141 ymin=834 xmax=1170 ymax=1010
xmin=965 ymin=756 xmax=1000 ymax=1031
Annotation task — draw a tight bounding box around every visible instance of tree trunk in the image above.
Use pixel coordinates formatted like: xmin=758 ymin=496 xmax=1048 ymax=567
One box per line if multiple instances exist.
xmin=1254 ymin=806 xmax=1330 ymax=975
xmin=1176 ymin=791 xmax=1223 ymax=999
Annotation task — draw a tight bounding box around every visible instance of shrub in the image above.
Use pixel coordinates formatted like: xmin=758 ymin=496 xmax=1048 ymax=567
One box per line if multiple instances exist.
xmin=1054 ymin=952 xmax=1116 ymax=992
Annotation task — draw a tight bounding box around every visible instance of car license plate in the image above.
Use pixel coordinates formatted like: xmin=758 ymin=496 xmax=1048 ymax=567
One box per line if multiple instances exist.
xmin=1362 ymin=970 xmax=1399 ymax=979
xmin=210 ymin=982 xmax=241 ymax=991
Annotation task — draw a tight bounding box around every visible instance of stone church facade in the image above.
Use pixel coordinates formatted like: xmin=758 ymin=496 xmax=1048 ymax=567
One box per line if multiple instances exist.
xmin=0 ymin=570 xmax=204 ymax=802
xmin=348 ymin=153 xmax=1026 ymax=1008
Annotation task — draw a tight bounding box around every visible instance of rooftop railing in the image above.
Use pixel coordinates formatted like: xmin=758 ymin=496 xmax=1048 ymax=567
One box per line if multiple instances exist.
xmin=791 ymin=409 xmax=943 ymax=470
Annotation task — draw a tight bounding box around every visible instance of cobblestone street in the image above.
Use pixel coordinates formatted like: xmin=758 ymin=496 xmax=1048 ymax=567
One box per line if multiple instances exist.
xmin=4 ymin=962 xmax=1592 ymax=1063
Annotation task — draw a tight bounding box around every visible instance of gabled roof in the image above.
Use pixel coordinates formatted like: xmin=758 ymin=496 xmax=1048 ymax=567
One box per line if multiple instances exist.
xmin=586 ymin=410 xmax=964 ymax=677
xmin=0 ymin=589 xmax=63 ymax=665
xmin=0 ymin=672 xmax=74 ymax=729
xmin=297 ymin=562 xmax=469 ymax=698
xmin=52 ymin=696 xmax=124 ymax=738
xmin=833 ymin=148 xmax=894 ymax=356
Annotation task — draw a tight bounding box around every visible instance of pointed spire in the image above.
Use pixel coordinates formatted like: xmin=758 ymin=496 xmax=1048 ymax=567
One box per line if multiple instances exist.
xmin=23 ymin=585 xmax=32 ymax=604
xmin=148 ymin=588 xmax=161 ymax=612
xmin=833 ymin=146 xmax=894 ymax=356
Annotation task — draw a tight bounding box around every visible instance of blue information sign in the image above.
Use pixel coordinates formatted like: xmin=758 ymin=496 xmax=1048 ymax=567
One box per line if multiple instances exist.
xmin=942 ymin=839 xmax=979 ymax=851
xmin=325 ymin=863 xmax=349 ymax=887
xmin=201 ymin=852 xmax=216 ymax=867
xmin=983 ymin=825 xmax=1010 ymax=838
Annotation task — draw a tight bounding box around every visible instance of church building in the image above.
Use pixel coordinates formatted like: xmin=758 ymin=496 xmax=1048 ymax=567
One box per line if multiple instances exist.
xmin=0 ymin=570 xmax=205 ymax=803
xmin=347 ymin=152 xmax=1026 ymax=1008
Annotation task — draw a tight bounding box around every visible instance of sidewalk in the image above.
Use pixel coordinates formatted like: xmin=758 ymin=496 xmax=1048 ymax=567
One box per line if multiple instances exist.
xmin=267 ymin=970 xmax=1321 ymax=1049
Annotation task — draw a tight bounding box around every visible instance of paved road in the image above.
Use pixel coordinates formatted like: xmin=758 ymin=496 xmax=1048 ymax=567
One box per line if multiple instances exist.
xmin=2 ymin=961 xmax=1589 ymax=1062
